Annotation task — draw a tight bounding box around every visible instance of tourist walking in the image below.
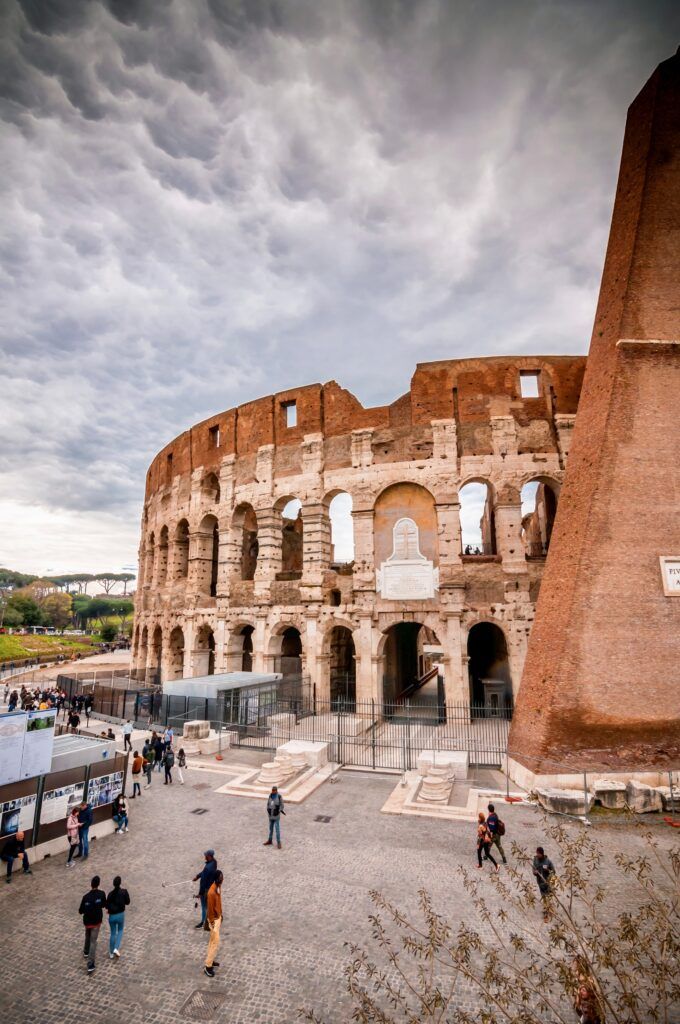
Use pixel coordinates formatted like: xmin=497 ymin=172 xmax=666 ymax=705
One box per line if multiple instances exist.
xmin=68 ymin=708 xmax=80 ymax=733
xmin=163 ymin=725 xmax=174 ymax=752
xmin=192 ymin=849 xmax=218 ymax=929
xmin=263 ymin=786 xmax=285 ymax=849
xmin=131 ymin=751 xmax=143 ymax=797
xmin=486 ymin=803 xmax=507 ymax=864
xmin=532 ymin=846 xmax=555 ymax=921
xmin=1 ymin=831 xmax=32 ymax=883
xmin=476 ymin=812 xmax=499 ymax=872
xmin=106 ymin=876 xmax=130 ymax=959
xmin=79 ymin=875 xmax=107 ymax=974
xmin=122 ymin=720 xmax=133 ymax=752
xmin=177 ymin=748 xmax=186 ymax=784
xmin=203 ymin=869 xmax=223 ymax=978
xmin=112 ymin=795 xmax=129 ymax=833
xmin=143 ymin=744 xmax=154 ymax=787
xmin=153 ymin=732 xmax=164 ymax=771
xmin=66 ymin=808 xmax=80 ymax=867
xmin=77 ymin=799 xmax=94 ymax=860
xmin=162 ymin=745 xmax=175 ymax=784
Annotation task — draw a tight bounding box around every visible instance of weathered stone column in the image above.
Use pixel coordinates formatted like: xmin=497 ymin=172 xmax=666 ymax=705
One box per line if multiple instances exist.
xmin=441 ymin=614 xmax=467 ymax=704
xmin=301 ymin=502 xmax=331 ymax=579
xmin=214 ymin=618 xmax=227 ymax=673
xmin=354 ymin=614 xmax=375 ymax=704
xmin=254 ymin=508 xmax=281 ymax=597
xmin=182 ymin=620 xmax=195 ymax=678
xmin=495 ymin=500 xmax=526 ymax=569
xmin=253 ymin=615 xmax=267 ymax=674
xmin=435 ymin=498 xmax=462 ymax=583
xmin=351 ymin=508 xmax=376 ymax=595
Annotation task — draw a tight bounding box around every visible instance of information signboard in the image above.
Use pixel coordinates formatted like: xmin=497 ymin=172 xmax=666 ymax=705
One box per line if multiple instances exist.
xmin=0 ymin=794 xmax=37 ymax=837
xmin=0 ymin=712 xmax=28 ymax=787
xmin=87 ymin=771 xmax=123 ymax=808
xmin=20 ymin=710 xmax=56 ymax=780
xmin=39 ymin=782 xmax=85 ymax=824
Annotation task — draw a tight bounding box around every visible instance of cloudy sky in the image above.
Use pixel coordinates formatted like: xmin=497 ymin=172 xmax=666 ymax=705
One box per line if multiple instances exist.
xmin=1 ymin=0 xmax=677 ymax=578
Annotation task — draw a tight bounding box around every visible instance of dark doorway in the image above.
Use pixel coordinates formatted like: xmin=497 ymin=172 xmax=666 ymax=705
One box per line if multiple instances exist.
xmin=241 ymin=625 xmax=254 ymax=672
xmin=329 ymin=626 xmax=356 ymax=708
xmin=467 ymin=622 xmax=511 ymax=706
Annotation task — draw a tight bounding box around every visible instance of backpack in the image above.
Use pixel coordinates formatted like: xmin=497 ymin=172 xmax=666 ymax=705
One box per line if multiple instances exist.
xmin=497 ymin=818 xmax=506 ymax=837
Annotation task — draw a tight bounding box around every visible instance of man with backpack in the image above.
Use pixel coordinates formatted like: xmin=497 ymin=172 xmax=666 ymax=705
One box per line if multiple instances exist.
xmin=486 ymin=803 xmax=507 ymax=865
xmin=263 ymin=786 xmax=285 ymax=849
xmin=78 ymin=875 xmax=107 ymax=974
xmin=162 ymin=745 xmax=175 ymax=784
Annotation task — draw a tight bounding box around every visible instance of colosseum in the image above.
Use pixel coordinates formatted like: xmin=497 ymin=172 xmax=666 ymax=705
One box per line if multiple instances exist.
xmin=132 ymin=354 xmax=585 ymax=721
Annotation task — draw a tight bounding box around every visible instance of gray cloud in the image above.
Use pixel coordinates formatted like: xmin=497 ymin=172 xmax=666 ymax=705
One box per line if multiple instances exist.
xmin=0 ymin=0 xmax=678 ymax=571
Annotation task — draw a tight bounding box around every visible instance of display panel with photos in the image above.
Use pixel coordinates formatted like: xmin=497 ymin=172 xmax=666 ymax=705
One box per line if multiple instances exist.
xmin=39 ymin=782 xmax=86 ymax=825
xmin=87 ymin=771 xmax=123 ymax=808
xmin=0 ymin=794 xmax=37 ymax=837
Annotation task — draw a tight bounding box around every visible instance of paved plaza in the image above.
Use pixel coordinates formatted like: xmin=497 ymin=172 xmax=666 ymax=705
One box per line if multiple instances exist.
xmin=1 ymin=741 xmax=677 ymax=1024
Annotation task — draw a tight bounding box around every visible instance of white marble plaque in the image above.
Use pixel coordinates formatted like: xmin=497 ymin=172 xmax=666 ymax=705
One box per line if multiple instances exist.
xmin=377 ymin=517 xmax=439 ymax=600
xmin=660 ymin=556 xmax=680 ymax=596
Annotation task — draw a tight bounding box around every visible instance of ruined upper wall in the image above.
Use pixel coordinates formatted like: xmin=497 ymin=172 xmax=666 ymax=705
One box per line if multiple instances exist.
xmin=145 ymin=355 xmax=586 ymax=499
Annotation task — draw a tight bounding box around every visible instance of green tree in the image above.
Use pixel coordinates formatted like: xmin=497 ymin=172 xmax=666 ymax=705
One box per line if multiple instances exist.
xmin=109 ymin=599 xmax=134 ymax=633
xmin=100 ymin=623 xmax=117 ymax=642
xmin=87 ymin=598 xmax=112 ymax=627
xmin=1 ymin=605 xmax=23 ymax=628
xmin=6 ymin=595 xmax=44 ymax=626
xmin=72 ymin=573 xmax=95 ymax=594
xmin=94 ymin=573 xmax=121 ymax=595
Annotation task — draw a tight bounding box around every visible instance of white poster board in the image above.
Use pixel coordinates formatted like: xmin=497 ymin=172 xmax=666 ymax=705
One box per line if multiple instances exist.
xmin=39 ymin=782 xmax=85 ymax=825
xmin=0 ymin=712 xmax=28 ymax=787
xmin=20 ymin=709 xmax=56 ymax=780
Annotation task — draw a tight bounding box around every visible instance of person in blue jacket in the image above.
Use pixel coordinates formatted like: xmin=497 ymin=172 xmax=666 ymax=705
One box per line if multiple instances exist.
xmin=193 ymin=849 xmax=218 ymax=929
xmin=77 ymin=800 xmax=94 ymax=860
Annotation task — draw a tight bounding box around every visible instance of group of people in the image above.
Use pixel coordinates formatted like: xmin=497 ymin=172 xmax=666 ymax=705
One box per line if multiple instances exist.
xmin=475 ymin=804 xmax=557 ymax=921
xmin=4 ymin=682 xmax=68 ymax=714
xmin=128 ymin=726 xmax=187 ymax=795
xmin=78 ymin=874 xmax=131 ymax=974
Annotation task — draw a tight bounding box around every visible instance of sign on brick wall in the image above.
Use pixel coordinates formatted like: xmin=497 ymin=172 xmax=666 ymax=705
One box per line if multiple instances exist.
xmin=659 ymin=556 xmax=680 ymax=596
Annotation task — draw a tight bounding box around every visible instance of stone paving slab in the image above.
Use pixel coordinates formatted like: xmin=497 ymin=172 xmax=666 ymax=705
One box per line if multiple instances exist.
xmin=0 ymin=756 xmax=677 ymax=1024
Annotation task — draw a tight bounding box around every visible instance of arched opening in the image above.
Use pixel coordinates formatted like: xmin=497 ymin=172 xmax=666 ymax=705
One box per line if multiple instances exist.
xmin=329 ymin=626 xmax=356 ymax=708
xmin=233 ymin=503 xmax=258 ymax=581
xmin=459 ymin=481 xmax=496 ymax=556
xmin=278 ymin=497 xmax=303 ymax=579
xmin=138 ymin=625 xmax=148 ymax=678
xmin=467 ymin=622 xmax=511 ymax=709
xmin=195 ymin=623 xmax=215 ymax=676
xmin=157 ymin=526 xmax=169 ymax=585
xmin=329 ymin=492 xmax=354 ymax=565
xmin=148 ymin=625 xmax=162 ymax=683
xmin=173 ymin=519 xmax=189 ymax=579
xmin=202 ymin=472 xmax=220 ymax=504
xmin=270 ymin=625 xmax=302 ymax=677
xmin=382 ymin=622 xmax=441 ymax=705
xmin=521 ymin=479 xmax=558 ymax=559
xmin=168 ymin=626 xmax=185 ymax=680
xmin=240 ymin=625 xmax=254 ymax=672
xmin=196 ymin=514 xmax=219 ymax=597
xmin=145 ymin=533 xmax=155 ymax=587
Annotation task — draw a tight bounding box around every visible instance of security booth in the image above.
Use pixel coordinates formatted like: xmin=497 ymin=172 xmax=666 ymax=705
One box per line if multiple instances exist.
xmin=161 ymin=672 xmax=282 ymax=730
xmin=0 ymin=710 xmax=127 ymax=863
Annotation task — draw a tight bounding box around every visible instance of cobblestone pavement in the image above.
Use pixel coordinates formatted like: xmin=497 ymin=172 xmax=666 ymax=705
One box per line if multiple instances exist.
xmin=0 ymin=753 xmax=676 ymax=1024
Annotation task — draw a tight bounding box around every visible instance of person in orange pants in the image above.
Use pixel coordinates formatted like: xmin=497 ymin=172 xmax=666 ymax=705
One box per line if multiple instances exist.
xmin=203 ymin=870 xmax=223 ymax=978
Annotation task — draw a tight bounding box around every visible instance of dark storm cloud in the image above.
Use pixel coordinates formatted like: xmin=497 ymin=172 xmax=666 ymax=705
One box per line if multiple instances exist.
xmin=0 ymin=0 xmax=679 ymax=569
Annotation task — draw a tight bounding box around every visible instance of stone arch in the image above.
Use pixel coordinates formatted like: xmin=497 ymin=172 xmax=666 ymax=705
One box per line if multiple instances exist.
xmin=466 ymin=620 xmax=511 ymax=708
xmin=226 ymin=621 xmax=255 ymax=672
xmin=275 ymin=495 xmax=303 ymax=579
xmin=373 ymin=482 xmax=438 ymax=571
xmin=327 ymin=624 xmax=356 ymax=707
xmin=167 ymin=625 xmax=185 ymax=680
xmin=195 ymin=514 xmax=219 ymax=597
xmin=520 ymin=476 xmax=560 ymax=559
xmin=459 ymin=478 xmax=496 ymax=556
xmin=379 ymin=619 xmax=442 ymax=705
xmin=232 ymin=503 xmax=258 ymax=581
xmin=145 ymin=532 xmax=155 ymax=587
xmin=148 ymin=624 xmax=162 ymax=683
xmin=157 ymin=525 xmax=169 ymax=585
xmin=324 ymin=489 xmax=354 ymax=565
xmin=267 ymin=621 xmax=303 ymax=676
xmin=173 ymin=519 xmax=190 ymax=579
xmin=202 ymin=471 xmax=220 ymax=505
xmin=194 ymin=621 xmax=216 ymax=676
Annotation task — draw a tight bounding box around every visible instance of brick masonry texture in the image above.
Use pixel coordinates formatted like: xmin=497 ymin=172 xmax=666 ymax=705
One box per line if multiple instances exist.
xmin=0 ymin=756 xmax=676 ymax=1024
xmin=509 ymin=51 xmax=680 ymax=771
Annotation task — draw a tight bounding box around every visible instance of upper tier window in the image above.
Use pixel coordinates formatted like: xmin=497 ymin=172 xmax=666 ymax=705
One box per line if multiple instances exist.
xmin=282 ymin=400 xmax=297 ymax=428
xmin=519 ymin=371 xmax=540 ymax=398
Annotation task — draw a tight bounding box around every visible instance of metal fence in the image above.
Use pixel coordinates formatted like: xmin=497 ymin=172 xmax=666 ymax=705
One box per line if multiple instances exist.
xmin=221 ymin=696 xmax=512 ymax=769
xmin=56 ymin=672 xmax=161 ymax=724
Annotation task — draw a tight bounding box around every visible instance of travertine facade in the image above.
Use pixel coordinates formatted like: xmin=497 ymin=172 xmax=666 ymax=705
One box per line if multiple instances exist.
xmin=132 ymin=355 xmax=585 ymax=706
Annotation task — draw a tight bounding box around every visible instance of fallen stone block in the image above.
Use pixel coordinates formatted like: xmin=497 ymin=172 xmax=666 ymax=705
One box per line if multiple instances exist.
xmin=183 ymin=720 xmax=210 ymax=740
xmin=591 ymin=779 xmax=627 ymax=810
xmin=535 ymin=787 xmax=593 ymax=816
xmin=417 ymin=749 xmax=468 ymax=780
xmin=626 ymin=780 xmax=663 ymax=813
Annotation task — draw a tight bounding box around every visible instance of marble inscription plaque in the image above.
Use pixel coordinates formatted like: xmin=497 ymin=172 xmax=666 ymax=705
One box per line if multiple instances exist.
xmin=660 ymin=556 xmax=680 ymax=596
